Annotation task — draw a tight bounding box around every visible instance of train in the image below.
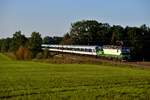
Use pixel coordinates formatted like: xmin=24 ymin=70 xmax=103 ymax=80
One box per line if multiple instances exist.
xmin=41 ymin=44 xmax=131 ymax=61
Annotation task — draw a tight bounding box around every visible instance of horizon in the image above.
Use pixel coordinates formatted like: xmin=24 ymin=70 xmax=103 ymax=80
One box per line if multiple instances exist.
xmin=0 ymin=0 xmax=150 ymax=38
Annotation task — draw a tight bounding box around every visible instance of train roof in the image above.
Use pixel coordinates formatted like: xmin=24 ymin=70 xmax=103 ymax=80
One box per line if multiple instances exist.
xmin=42 ymin=44 xmax=101 ymax=49
xmin=103 ymin=45 xmax=129 ymax=49
xmin=42 ymin=44 xmax=130 ymax=50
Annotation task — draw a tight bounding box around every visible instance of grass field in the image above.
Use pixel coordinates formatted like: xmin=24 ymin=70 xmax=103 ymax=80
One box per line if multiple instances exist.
xmin=0 ymin=53 xmax=150 ymax=100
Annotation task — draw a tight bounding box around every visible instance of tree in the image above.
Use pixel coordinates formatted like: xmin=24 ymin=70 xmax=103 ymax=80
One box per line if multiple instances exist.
xmin=0 ymin=39 xmax=3 ymax=51
xmin=43 ymin=36 xmax=54 ymax=44
xmin=53 ymin=36 xmax=63 ymax=44
xmin=69 ymin=20 xmax=104 ymax=45
xmin=10 ymin=31 xmax=27 ymax=51
xmin=1 ymin=38 xmax=11 ymax=52
xmin=110 ymin=25 xmax=124 ymax=45
xmin=124 ymin=27 xmax=144 ymax=59
xmin=61 ymin=33 xmax=73 ymax=45
xmin=140 ymin=24 xmax=150 ymax=60
xmin=97 ymin=23 xmax=111 ymax=45
xmin=29 ymin=32 xmax=42 ymax=57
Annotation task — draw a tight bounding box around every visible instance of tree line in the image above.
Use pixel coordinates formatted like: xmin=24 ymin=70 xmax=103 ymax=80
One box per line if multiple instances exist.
xmin=0 ymin=20 xmax=150 ymax=60
xmin=61 ymin=20 xmax=150 ymax=60
xmin=0 ymin=31 xmax=62 ymax=59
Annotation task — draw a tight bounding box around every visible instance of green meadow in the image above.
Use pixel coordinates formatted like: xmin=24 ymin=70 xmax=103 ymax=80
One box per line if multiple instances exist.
xmin=0 ymin=53 xmax=150 ymax=100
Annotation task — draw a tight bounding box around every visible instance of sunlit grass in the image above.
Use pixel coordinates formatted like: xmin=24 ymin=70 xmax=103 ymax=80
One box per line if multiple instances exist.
xmin=0 ymin=53 xmax=150 ymax=100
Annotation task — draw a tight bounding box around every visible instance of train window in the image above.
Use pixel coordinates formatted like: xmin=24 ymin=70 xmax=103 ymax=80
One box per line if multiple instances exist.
xmin=72 ymin=48 xmax=76 ymax=51
xmin=84 ymin=49 xmax=92 ymax=52
xmin=79 ymin=48 xmax=82 ymax=51
xmin=89 ymin=49 xmax=92 ymax=52
xmin=75 ymin=48 xmax=77 ymax=51
xmin=85 ymin=49 xmax=88 ymax=52
xmin=71 ymin=48 xmax=74 ymax=50
xmin=81 ymin=48 xmax=84 ymax=51
xmin=76 ymin=48 xmax=80 ymax=51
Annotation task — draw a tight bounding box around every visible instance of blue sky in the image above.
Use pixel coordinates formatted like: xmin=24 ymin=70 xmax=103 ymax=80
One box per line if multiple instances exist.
xmin=0 ymin=0 xmax=150 ymax=38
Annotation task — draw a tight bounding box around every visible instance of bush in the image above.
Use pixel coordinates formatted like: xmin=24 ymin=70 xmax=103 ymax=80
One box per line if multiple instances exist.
xmin=35 ymin=52 xmax=43 ymax=59
xmin=43 ymin=48 xmax=50 ymax=58
xmin=7 ymin=52 xmax=17 ymax=60
xmin=16 ymin=46 xmax=31 ymax=60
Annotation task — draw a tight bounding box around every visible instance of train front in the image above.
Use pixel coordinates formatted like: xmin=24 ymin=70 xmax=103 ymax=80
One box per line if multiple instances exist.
xmin=121 ymin=47 xmax=131 ymax=61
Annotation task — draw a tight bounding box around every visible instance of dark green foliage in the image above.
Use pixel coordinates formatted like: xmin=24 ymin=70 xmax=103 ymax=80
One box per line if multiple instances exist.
xmin=10 ymin=31 xmax=27 ymax=51
xmin=110 ymin=25 xmax=124 ymax=45
xmin=65 ymin=20 xmax=123 ymax=45
xmin=43 ymin=36 xmax=54 ymax=44
xmin=0 ymin=31 xmax=43 ymax=59
xmin=43 ymin=36 xmax=63 ymax=44
xmin=0 ymin=38 xmax=11 ymax=52
xmin=29 ymin=32 xmax=42 ymax=57
xmin=53 ymin=36 xmax=63 ymax=44
xmin=69 ymin=20 xmax=107 ymax=45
